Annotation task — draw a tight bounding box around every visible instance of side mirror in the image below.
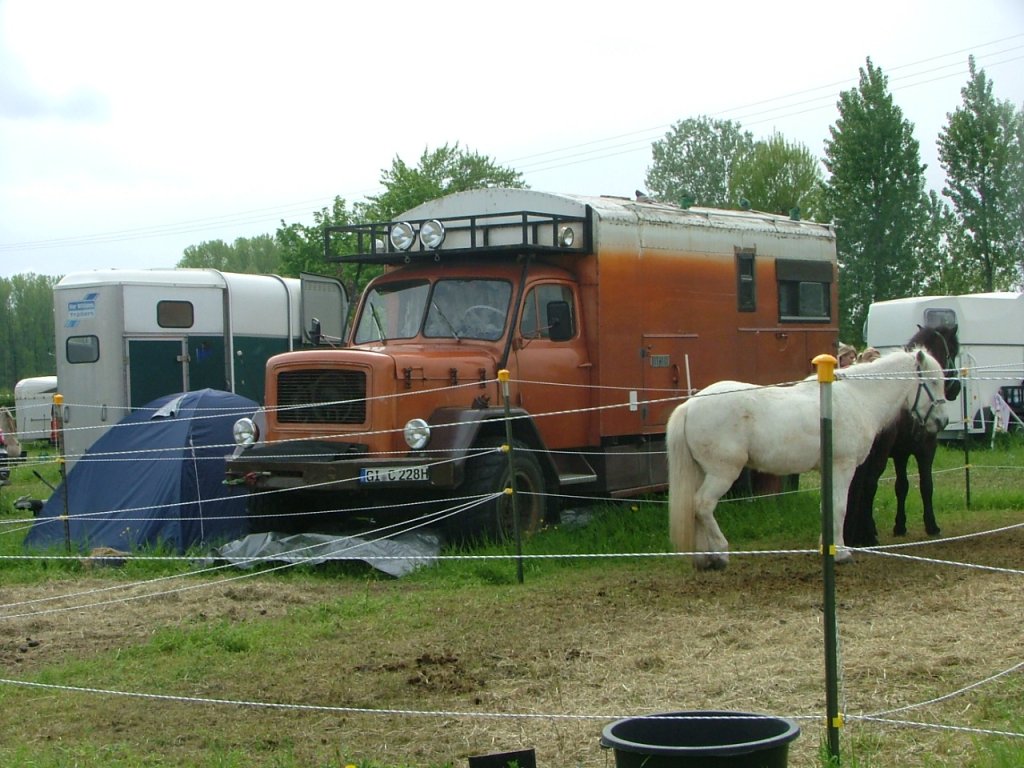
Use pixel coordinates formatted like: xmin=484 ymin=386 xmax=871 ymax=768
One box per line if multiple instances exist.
xmin=308 ymin=317 xmax=322 ymax=346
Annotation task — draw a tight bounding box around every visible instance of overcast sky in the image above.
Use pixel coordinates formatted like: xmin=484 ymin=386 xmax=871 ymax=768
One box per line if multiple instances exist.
xmin=1 ymin=0 xmax=1022 ymax=279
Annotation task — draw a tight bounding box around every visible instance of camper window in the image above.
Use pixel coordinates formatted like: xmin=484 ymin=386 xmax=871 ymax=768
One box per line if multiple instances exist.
xmin=776 ymin=258 xmax=832 ymax=323
xmin=67 ymin=335 xmax=99 ymax=364
xmin=778 ymin=281 xmax=830 ymax=321
xmin=736 ymin=250 xmax=756 ymax=312
xmin=157 ymin=300 xmax=195 ymax=328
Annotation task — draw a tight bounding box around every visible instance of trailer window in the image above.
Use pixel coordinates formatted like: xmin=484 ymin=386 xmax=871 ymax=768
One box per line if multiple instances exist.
xmin=157 ymin=300 xmax=194 ymax=328
xmin=521 ymin=284 xmax=576 ymax=339
xmin=924 ymin=308 xmax=957 ymax=328
xmin=67 ymin=335 xmax=99 ymax=364
xmin=776 ymin=258 xmax=832 ymax=322
xmin=736 ymin=250 xmax=756 ymax=312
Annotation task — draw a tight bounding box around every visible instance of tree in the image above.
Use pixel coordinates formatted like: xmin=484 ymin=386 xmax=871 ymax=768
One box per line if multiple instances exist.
xmin=365 ymin=143 xmax=525 ymax=221
xmin=937 ymin=56 xmax=1024 ymax=292
xmin=645 ymin=116 xmax=754 ymax=207
xmin=275 ymin=196 xmax=361 ymax=286
xmin=0 ymin=273 xmax=60 ymax=391
xmin=918 ymin=190 xmax=971 ymax=295
xmin=274 ymin=144 xmax=524 ymax=300
xmin=823 ymin=58 xmax=929 ymax=344
xmin=728 ymin=132 xmax=825 ymax=220
xmin=178 ymin=234 xmax=283 ymax=274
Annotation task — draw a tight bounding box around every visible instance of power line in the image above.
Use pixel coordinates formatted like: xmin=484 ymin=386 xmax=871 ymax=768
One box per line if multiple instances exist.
xmin=2 ymin=36 xmax=1021 ymax=254
xmin=516 ymin=46 xmax=1024 ymax=178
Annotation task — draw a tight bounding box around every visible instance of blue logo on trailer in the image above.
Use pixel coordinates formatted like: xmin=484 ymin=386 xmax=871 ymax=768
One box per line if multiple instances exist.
xmin=65 ymin=292 xmax=99 ymax=328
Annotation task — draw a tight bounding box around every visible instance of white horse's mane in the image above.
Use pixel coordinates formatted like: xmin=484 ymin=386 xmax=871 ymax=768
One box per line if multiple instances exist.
xmin=838 ymin=345 xmax=934 ymax=378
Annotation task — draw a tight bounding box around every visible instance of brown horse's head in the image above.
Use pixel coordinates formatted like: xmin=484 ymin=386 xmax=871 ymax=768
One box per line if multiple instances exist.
xmin=907 ymin=324 xmax=960 ymax=400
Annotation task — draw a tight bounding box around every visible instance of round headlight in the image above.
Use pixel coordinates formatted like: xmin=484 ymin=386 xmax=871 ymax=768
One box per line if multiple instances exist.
xmin=420 ymin=219 xmax=446 ymax=250
xmin=558 ymin=226 xmax=575 ymax=247
xmin=390 ymin=221 xmax=416 ymax=251
xmin=233 ymin=417 xmax=259 ymax=446
xmin=403 ymin=418 xmax=430 ymax=450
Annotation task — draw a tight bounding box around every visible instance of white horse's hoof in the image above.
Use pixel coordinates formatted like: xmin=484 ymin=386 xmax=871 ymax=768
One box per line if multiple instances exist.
xmin=835 ymin=548 xmax=854 ymax=564
xmin=694 ymin=553 xmax=729 ymax=571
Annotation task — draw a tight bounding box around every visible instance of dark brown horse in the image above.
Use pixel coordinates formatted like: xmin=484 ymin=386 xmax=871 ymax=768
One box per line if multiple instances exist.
xmin=843 ymin=325 xmax=960 ymax=547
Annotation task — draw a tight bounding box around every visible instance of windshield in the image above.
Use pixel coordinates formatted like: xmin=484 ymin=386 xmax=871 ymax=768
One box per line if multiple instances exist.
xmin=354 ymin=280 xmax=430 ymax=343
xmin=353 ymin=278 xmax=512 ymax=343
xmin=424 ymin=279 xmax=512 ymax=341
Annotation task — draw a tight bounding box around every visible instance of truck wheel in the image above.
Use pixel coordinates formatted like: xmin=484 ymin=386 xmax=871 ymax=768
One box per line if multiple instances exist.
xmin=458 ymin=438 xmax=547 ymax=542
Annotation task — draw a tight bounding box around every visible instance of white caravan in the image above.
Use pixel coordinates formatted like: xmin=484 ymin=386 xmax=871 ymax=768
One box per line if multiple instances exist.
xmin=864 ymin=292 xmax=1024 ymax=436
xmin=53 ymin=269 xmax=347 ymax=463
xmin=14 ymin=375 xmax=58 ymax=441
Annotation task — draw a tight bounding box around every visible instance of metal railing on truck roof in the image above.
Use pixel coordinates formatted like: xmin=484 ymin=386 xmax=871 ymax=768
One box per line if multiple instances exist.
xmin=324 ymin=208 xmax=593 ymax=265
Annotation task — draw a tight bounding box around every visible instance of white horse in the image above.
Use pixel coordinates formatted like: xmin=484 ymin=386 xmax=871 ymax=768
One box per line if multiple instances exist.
xmin=667 ymin=348 xmax=948 ymax=570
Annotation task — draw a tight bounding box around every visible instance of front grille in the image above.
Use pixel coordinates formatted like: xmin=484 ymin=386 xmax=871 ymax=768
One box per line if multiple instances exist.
xmin=276 ymin=369 xmax=367 ymax=424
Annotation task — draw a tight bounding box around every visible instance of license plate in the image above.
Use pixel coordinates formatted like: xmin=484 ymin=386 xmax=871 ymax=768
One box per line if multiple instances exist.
xmin=359 ymin=466 xmax=430 ymax=483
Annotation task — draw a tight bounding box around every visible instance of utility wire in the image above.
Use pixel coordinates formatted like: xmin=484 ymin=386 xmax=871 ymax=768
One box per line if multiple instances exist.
xmin=1 ymin=36 xmax=1020 ymax=253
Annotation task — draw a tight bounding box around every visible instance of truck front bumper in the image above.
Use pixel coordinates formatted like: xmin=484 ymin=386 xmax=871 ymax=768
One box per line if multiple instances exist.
xmin=225 ymin=440 xmax=455 ymax=491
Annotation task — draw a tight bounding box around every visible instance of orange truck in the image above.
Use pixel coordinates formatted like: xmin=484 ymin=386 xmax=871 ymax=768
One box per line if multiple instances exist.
xmin=225 ymin=188 xmax=838 ymax=537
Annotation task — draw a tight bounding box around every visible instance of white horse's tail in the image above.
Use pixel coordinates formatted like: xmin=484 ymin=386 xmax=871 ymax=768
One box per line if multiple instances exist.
xmin=667 ymin=403 xmax=703 ymax=553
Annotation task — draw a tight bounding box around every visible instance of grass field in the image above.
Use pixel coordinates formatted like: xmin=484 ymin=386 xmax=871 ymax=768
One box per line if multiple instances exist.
xmin=1 ymin=437 xmax=1022 ymax=767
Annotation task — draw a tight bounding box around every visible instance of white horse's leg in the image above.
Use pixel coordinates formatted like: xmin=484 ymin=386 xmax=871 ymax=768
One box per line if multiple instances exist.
xmin=692 ymin=471 xmax=736 ymax=570
xmin=831 ymin=467 xmax=856 ymax=564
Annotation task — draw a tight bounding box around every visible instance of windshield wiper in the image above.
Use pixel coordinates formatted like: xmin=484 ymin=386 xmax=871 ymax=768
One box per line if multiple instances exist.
xmin=431 ymin=302 xmax=460 ymax=341
xmin=370 ymin=304 xmax=387 ymax=343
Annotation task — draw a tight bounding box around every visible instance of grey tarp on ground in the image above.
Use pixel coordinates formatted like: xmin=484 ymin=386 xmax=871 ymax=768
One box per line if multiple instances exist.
xmin=212 ymin=529 xmax=442 ymax=577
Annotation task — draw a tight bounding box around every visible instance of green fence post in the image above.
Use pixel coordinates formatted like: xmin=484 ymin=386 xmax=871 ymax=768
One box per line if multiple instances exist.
xmin=812 ymin=353 xmax=841 ymax=763
xmin=497 ymin=370 xmax=524 ymax=585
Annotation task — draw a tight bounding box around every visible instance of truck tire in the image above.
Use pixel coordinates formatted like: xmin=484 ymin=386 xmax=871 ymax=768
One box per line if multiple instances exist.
xmin=457 ymin=437 xmax=547 ymax=542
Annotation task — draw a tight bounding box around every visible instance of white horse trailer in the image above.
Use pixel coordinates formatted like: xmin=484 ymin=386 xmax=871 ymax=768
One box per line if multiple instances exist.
xmin=14 ymin=375 xmax=58 ymax=441
xmin=53 ymin=269 xmax=347 ymax=464
xmin=865 ymin=292 xmax=1024 ymax=436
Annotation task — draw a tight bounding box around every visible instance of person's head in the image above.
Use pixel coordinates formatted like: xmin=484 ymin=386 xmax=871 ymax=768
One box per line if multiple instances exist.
xmin=858 ymin=346 xmax=881 ymax=363
xmin=837 ymin=343 xmax=856 ymax=367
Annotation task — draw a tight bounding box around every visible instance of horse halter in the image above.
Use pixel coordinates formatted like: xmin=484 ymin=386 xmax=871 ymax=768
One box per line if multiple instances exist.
xmin=911 ymin=358 xmax=947 ymax=428
xmin=931 ymin=326 xmax=962 ymax=400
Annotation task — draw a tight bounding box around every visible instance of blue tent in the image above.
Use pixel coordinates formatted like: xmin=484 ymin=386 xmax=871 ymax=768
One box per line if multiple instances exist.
xmin=24 ymin=389 xmax=256 ymax=554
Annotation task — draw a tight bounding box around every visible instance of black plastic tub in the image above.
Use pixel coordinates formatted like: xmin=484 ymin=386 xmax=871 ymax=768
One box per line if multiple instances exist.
xmin=600 ymin=710 xmax=800 ymax=768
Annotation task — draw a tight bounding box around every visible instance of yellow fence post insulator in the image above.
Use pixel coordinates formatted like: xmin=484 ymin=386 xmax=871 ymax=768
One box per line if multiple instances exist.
xmin=812 ymin=353 xmax=838 ymax=384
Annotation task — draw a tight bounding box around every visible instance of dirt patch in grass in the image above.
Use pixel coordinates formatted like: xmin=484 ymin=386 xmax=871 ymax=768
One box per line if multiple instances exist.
xmin=1 ymin=523 xmax=1021 ymax=767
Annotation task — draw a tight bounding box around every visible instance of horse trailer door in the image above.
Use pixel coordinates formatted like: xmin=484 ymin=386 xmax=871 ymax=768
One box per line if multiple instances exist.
xmin=300 ymin=272 xmax=349 ymax=344
xmin=127 ymin=338 xmax=188 ymax=408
